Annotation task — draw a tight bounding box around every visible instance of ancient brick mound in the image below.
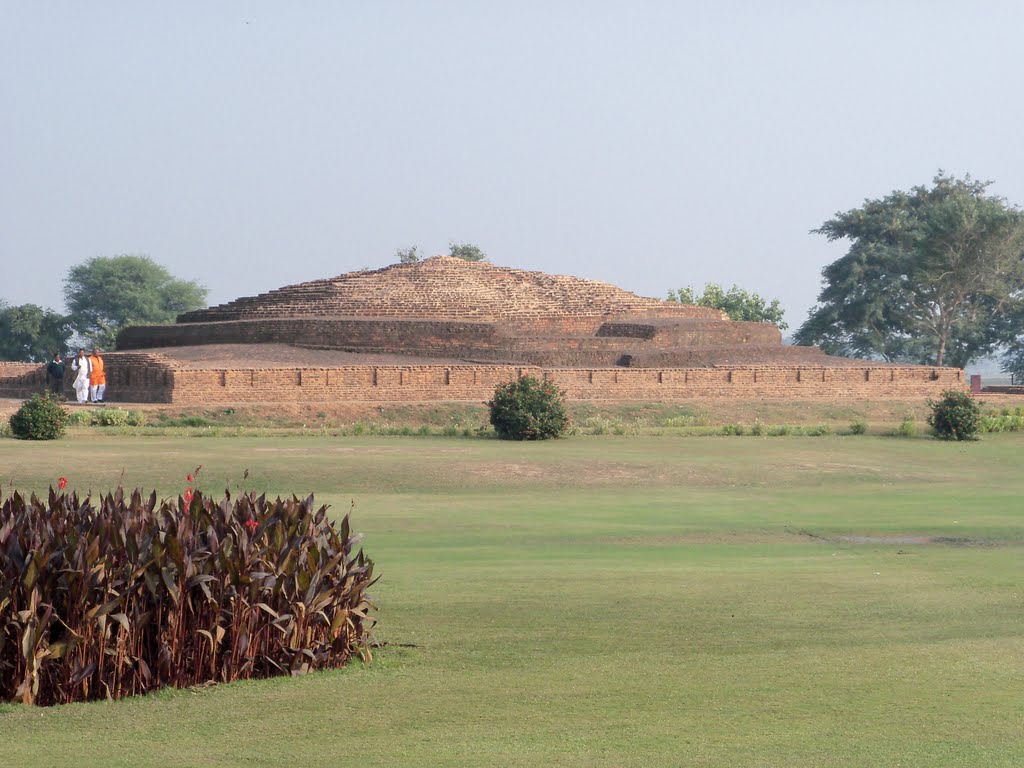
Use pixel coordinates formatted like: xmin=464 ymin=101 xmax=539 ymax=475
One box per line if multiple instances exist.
xmin=120 ymin=257 xmax=822 ymax=368
xmin=176 ymin=256 xmax=724 ymax=325
xmin=0 ymin=256 xmax=959 ymax=405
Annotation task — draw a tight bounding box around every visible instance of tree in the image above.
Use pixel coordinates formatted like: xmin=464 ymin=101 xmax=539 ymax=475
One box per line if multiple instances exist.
xmin=64 ymin=255 xmax=208 ymax=348
xmin=448 ymin=241 xmax=487 ymax=262
xmin=396 ymin=245 xmax=420 ymax=264
xmin=0 ymin=302 xmax=72 ymax=362
xmin=794 ymin=174 xmax=1024 ymax=367
xmin=668 ymin=284 xmax=788 ymax=329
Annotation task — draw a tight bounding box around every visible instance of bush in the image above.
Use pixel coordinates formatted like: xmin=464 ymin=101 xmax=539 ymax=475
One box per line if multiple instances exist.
xmin=927 ymin=389 xmax=981 ymax=441
xmin=9 ymin=393 xmax=68 ymax=440
xmin=488 ymin=376 xmax=570 ymax=440
xmin=93 ymin=408 xmax=145 ymax=427
xmin=979 ymin=407 xmax=1024 ymax=434
xmin=65 ymin=409 xmax=94 ymax=426
xmin=849 ymin=419 xmax=868 ymax=435
xmin=895 ymin=417 xmax=917 ymax=437
xmin=0 ymin=486 xmax=376 ymax=705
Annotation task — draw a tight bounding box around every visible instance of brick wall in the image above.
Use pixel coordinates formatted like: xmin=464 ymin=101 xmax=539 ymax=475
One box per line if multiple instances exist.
xmin=153 ymin=363 xmax=964 ymax=404
xmin=2 ymin=356 xmax=965 ymax=405
xmin=118 ymin=317 xmax=803 ymax=368
xmin=0 ymin=354 xmax=176 ymax=403
xmin=117 ymin=318 xmax=501 ymax=357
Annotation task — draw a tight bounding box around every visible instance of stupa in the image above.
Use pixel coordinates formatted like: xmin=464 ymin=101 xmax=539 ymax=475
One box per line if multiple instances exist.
xmin=0 ymin=258 xmax=963 ymax=403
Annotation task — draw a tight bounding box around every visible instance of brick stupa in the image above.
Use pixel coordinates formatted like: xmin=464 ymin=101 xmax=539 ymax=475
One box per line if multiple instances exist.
xmin=0 ymin=257 xmax=964 ymax=403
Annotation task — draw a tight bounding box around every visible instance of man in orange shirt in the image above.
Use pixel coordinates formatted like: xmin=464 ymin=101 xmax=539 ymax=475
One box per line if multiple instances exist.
xmin=88 ymin=349 xmax=106 ymax=403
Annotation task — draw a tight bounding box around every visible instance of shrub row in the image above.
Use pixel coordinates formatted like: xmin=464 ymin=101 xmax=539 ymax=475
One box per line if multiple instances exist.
xmin=66 ymin=408 xmax=146 ymax=427
xmin=0 ymin=486 xmax=376 ymax=705
xmin=979 ymin=407 xmax=1024 ymax=433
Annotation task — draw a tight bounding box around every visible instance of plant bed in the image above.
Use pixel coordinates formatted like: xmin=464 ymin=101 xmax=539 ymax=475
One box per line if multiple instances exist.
xmin=0 ymin=483 xmax=376 ymax=705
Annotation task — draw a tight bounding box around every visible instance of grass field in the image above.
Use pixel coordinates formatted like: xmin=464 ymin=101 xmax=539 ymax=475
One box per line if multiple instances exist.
xmin=1 ymin=432 xmax=1023 ymax=767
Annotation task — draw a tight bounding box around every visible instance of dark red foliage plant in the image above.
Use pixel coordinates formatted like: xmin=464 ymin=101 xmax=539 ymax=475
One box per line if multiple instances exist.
xmin=0 ymin=484 xmax=377 ymax=705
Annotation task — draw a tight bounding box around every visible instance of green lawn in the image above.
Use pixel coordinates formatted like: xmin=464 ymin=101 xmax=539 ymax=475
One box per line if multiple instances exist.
xmin=1 ymin=433 xmax=1023 ymax=767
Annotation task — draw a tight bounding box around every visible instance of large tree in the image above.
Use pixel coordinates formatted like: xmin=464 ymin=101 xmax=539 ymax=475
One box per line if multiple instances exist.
xmin=794 ymin=174 xmax=1024 ymax=367
xmin=64 ymin=255 xmax=207 ymax=349
xmin=0 ymin=302 xmax=73 ymax=362
xmin=668 ymin=284 xmax=787 ymax=329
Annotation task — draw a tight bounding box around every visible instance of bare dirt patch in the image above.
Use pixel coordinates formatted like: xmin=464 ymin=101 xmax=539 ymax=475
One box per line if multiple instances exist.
xmin=833 ymin=534 xmax=999 ymax=547
xmin=597 ymin=531 xmax=807 ymax=547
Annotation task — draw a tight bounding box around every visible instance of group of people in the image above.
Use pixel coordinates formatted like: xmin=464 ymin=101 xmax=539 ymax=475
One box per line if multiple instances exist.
xmin=46 ymin=349 xmax=106 ymax=404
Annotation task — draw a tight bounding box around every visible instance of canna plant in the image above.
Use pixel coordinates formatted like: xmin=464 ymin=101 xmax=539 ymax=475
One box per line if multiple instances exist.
xmin=0 ymin=482 xmax=376 ymax=706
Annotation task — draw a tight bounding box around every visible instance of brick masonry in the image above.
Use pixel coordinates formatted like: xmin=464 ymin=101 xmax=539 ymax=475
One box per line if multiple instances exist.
xmin=0 ymin=258 xmax=966 ymax=405
xmin=0 ymin=356 xmax=964 ymax=404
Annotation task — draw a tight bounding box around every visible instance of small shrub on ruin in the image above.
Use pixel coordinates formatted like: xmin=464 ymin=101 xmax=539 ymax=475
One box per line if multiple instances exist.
xmin=9 ymin=393 xmax=68 ymax=440
xmin=927 ymin=389 xmax=980 ymax=441
xmin=0 ymin=484 xmax=376 ymax=705
xmin=488 ymin=376 xmax=570 ymax=440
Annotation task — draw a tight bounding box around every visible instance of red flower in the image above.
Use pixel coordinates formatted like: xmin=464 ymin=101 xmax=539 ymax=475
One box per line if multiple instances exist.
xmin=183 ymin=488 xmax=193 ymax=504
xmin=57 ymin=477 xmax=67 ymax=490
xmin=187 ymin=473 xmax=194 ymax=483
xmin=244 ymin=518 xmax=259 ymax=533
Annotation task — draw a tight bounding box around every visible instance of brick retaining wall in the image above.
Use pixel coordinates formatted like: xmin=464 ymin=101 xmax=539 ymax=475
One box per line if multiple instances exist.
xmin=0 ymin=357 xmax=964 ymax=405
xmin=167 ymin=364 xmax=963 ymax=403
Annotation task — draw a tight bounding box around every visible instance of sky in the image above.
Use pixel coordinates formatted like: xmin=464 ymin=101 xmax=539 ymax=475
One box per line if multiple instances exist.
xmin=3 ymin=1 xmax=1023 ymax=330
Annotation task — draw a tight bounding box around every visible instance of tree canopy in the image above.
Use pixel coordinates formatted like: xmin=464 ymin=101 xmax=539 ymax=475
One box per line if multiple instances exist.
xmin=794 ymin=174 xmax=1024 ymax=367
xmin=64 ymin=255 xmax=207 ymax=349
xmin=448 ymin=241 xmax=487 ymax=262
xmin=0 ymin=302 xmax=72 ymax=362
xmin=396 ymin=245 xmax=420 ymax=264
xmin=668 ymin=284 xmax=787 ymax=329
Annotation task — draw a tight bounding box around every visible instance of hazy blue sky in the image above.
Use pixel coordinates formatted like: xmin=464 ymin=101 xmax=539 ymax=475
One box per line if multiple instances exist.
xmin=3 ymin=1 xmax=1022 ymax=328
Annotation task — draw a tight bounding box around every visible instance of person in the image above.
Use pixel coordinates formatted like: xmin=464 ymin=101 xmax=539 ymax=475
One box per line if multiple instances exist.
xmin=88 ymin=348 xmax=106 ymax=403
xmin=46 ymin=352 xmax=65 ymax=397
xmin=71 ymin=348 xmax=91 ymax=404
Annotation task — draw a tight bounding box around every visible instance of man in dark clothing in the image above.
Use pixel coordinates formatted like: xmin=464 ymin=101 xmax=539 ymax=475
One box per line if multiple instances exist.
xmin=46 ymin=352 xmax=65 ymax=397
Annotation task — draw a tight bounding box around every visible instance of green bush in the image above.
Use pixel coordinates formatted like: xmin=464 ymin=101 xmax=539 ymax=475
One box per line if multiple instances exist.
xmin=927 ymin=389 xmax=981 ymax=441
xmin=66 ymin=409 xmax=94 ymax=426
xmin=979 ymin=407 xmax=1024 ymax=433
xmin=93 ymin=408 xmax=145 ymax=427
xmin=805 ymin=424 xmax=833 ymax=437
xmin=582 ymin=415 xmax=621 ymax=435
xmin=720 ymin=424 xmax=746 ymax=436
xmin=895 ymin=417 xmax=917 ymax=438
xmin=488 ymin=376 xmax=570 ymax=440
xmin=9 ymin=393 xmax=68 ymax=440
xmin=0 ymin=485 xmax=376 ymax=705
xmin=849 ymin=419 xmax=868 ymax=435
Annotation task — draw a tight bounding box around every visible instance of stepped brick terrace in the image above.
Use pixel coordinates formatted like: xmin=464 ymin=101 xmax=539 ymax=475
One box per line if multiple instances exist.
xmin=0 ymin=257 xmax=964 ymax=403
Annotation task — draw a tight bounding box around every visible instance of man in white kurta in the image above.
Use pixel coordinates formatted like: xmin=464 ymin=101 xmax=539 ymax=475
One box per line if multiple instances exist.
xmin=71 ymin=349 xmax=91 ymax=404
